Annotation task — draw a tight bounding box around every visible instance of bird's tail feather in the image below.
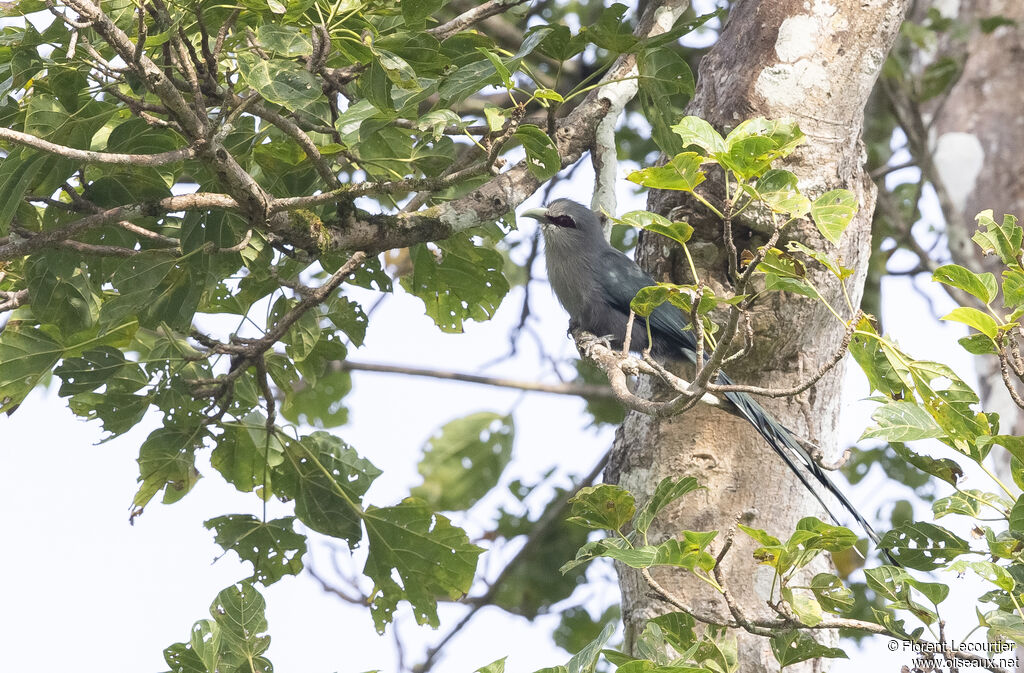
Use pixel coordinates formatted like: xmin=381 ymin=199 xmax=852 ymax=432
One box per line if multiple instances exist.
xmin=716 ymin=373 xmax=886 ymax=554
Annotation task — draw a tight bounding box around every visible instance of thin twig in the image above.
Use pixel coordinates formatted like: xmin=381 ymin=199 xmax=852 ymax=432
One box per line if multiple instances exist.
xmin=338 ymin=360 xmax=617 ymax=399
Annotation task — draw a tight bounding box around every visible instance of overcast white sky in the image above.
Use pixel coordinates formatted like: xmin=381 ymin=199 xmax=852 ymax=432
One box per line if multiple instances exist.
xmin=0 ymin=2 xmax=1003 ymax=670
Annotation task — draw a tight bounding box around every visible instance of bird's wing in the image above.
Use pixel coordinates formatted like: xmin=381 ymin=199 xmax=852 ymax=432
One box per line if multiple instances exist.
xmin=595 ymin=247 xmax=699 ymax=356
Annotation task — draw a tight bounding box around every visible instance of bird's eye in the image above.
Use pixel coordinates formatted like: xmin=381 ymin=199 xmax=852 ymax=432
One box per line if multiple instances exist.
xmin=550 ymin=214 xmax=576 ymax=228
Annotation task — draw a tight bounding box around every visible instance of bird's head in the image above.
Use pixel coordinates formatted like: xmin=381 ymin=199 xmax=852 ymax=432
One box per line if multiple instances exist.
xmin=521 ymin=199 xmax=604 ymax=243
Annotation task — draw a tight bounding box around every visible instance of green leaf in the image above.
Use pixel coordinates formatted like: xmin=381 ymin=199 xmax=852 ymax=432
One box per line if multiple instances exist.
xmin=785 ymin=240 xmax=852 ymax=280
xmin=586 ymin=4 xmax=635 ymax=52
xmin=808 ymin=573 xmax=854 ymax=613
xmin=648 ymin=611 xmax=697 ymax=654
xmin=1002 ymin=267 xmax=1024 ymax=308
xmin=610 ymin=210 xmax=694 ymax=246
xmin=630 ymin=284 xmax=671 ymax=317
xmin=737 ymin=524 xmax=782 ymax=548
xmin=981 ymin=610 xmax=1024 ymax=643
xmin=237 ymin=53 xmax=324 ymax=115
xmin=209 ymin=582 xmax=271 ymax=670
xmin=724 ymin=117 xmax=805 ymax=160
xmin=439 ymin=58 xmax=502 ymax=104
xmin=376 ymin=48 xmax=421 ymax=90
xmin=719 ymin=136 xmax=776 ymax=181
xmin=255 ymin=24 xmax=312 ymax=57
xmin=634 ymin=476 xmax=702 ymax=537
xmin=932 ymin=264 xmax=998 ymax=305
xmin=860 ymin=400 xmax=946 ymax=442
xmin=210 ymin=416 xmax=285 ymax=497
xmin=566 ymin=621 xmax=615 ymax=673
xmin=273 ymin=432 xmax=380 ymax=545
xmin=627 ymin=152 xmax=705 ymax=192
xmin=878 ymin=522 xmax=973 ymax=570
xmin=1011 ymin=494 xmax=1024 ymax=534
xmin=0 ymin=323 xmax=64 ymax=412
xmin=134 ymin=426 xmax=204 ymax=508
xmin=515 ymin=124 xmax=560 ymax=180
xmin=782 ymin=588 xmax=823 ymax=626
xmin=483 ymin=105 xmax=506 ymax=132
xmin=790 ymin=517 xmax=859 ymax=552
xmin=671 ymin=116 xmax=726 ymax=156
xmin=411 ymin=412 xmax=514 ymax=511
xmin=917 ymin=56 xmax=959 ymax=101
xmin=567 ymin=484 xmax=636 ymax=530
xmin=810 ymin=189 xmax=858 ymax=245
xmin=749 ymin=169 xmax=810 ymax=217
xmin=99 ymin=251 xmax=179 ymax=329
xmin=579 ymin=534 xmax=717 ymax=571
xmin=360 ymin=60 xmax=394 ymax=112
xmin=54 ymin=346 xmax=132 ymax=396
xmin=363 ymin=498 xmax=483 ymax=632
xmin=0 ymin=149 xmax=52 ymax=235
xmin=401 ymin=0 xmax=445 ymax=29
xmin=959 ymin=333 xmax=999 ymax=355
xmin=949 ymin=559 xmax=1015 ymax=592
xmin=973 ymin=209 xmax=1023 ymax=265
xmin=476 ymin=658 xmax=507 ymax=673
xmin=205 ymin=515 xmax=306 ymax=586
xmin=637 ymin=47 xmax=694 ymax=155
xmin=402 ymin=235 xmax=510 ymax=333
xmin=770 ymin=631 xmax=847 ymax=668
xmin=325 ymin=294 xmax=368 ymax=347
xmin=941 ymin=306 xmax=1000 ymax=339
xmin=890 ymin=441 xmax=963 ymax=486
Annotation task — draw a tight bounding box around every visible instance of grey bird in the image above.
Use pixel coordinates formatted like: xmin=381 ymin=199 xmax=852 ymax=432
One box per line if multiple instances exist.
xmin=523 ymin=198 xmax=881 ymax=547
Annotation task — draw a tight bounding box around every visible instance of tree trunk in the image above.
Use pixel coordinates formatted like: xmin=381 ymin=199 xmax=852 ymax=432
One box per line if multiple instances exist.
xmin=930 ymin=0 xmax=1024 ymax=440
xmin=606 ymin=1 xmax=908 ymax=670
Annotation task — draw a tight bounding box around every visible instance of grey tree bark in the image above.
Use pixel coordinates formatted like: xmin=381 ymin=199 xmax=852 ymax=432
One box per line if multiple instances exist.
xmin=605 ymin=1 xmax=908 ymax=670
xmin=929 ymin=0 xmax=1024 ymax=439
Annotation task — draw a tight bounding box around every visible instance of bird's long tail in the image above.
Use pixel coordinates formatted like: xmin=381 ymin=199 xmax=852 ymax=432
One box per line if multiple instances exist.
xmin=717 ymin=373 xmax=883 ymax=548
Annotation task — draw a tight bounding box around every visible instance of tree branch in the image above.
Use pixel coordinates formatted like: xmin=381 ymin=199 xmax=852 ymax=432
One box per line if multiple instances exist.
xmin=427 ymin=0 xmax=532 ymax=41
xmin=0 ymin=127 xmax=193 ymax=165
xmin=0 ymin=193 xmax=238 ymax=261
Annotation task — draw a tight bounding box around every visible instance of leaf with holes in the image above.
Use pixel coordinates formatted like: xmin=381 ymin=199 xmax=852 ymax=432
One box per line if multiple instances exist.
xmin=209 ymin=582 xmax=272 ymax=671
xmin=134 ymin=426 xmax=205 ymax=508
xmin=363 ymin=498 xmax=482 ymax=632
xmin=272 ymin=432 xmax=381 ymax=546
xmin=412 ymin=412 xmax=514 ymax=511
xmin=403 ymin=235 xmax=509 ymax=333
xmin=206 ymin=515 xmax=306 ymax=586
xmin=809 ymin=574 xmax=855 ymax=613
xmin=770 ymin=630 xmax=847 ymax=668
xmin=878 ymin=522 xmax=973 ymax=571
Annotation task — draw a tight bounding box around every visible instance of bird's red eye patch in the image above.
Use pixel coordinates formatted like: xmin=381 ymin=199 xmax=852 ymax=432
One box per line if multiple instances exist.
xmin=549 ymin=214 xmax=576 ymax=228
